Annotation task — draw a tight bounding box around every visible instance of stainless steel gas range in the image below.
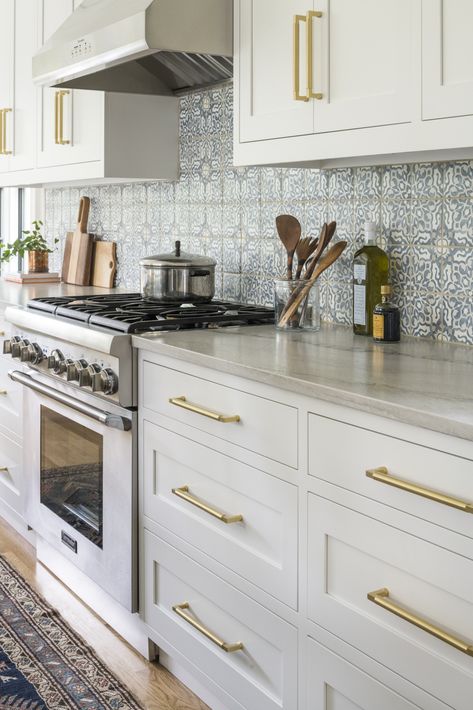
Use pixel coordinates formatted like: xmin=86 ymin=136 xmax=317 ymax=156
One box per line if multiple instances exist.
xmin=5 ymin=294 xmax=274 ymax=614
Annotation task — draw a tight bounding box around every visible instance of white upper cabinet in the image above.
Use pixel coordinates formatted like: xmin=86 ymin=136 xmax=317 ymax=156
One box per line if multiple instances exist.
xmin=0 ymin=1 xmax=14 ymax=175
xmin=37 ymin=0 xmax=103 ymax=169
xmin=314 ymin=0 xmax=415 ymax=133
xmin=0 ymin=0 xmax=36 ymax=175
xmin=235 ymin=0 xmax=473 ymax=166
xmin=238 ymin=0 xmax=314 ymax=142
xmin=422 ymin=0 xmax=473 ymax=120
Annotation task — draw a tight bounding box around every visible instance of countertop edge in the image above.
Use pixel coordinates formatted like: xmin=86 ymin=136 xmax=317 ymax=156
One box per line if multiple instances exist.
xmin=132 ymin=335 xmax=473 ymax=444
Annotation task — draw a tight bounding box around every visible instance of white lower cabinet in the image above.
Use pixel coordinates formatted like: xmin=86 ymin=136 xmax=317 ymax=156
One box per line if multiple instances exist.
xmin=138 ymin=351 xmax=473 ymax=710
xmin=143 ymin=530 xmax=298 ymax=710
xmin=306 ymin=637 xmax=448 ymax=710
xmin=142 ymin=420 xmax=298 ymax=608
xmin=307 ymin=492 xmax=473 ymax=710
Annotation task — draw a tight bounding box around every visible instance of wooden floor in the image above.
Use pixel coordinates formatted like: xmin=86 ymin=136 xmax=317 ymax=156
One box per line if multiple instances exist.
xmin=0 ymin=517 xmax=209 ymax=710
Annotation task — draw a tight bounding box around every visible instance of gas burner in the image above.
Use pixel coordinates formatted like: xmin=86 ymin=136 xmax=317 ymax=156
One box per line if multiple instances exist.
xmin=27 ymin=295 xmax=275 ymax=333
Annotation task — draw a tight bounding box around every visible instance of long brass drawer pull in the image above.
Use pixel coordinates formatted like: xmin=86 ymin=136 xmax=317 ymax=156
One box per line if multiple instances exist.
xmin=293 ymin=15 xmax=309 ymax=102
xmin=172 ymin=602 xmax=244 ymax=653
xmin=55 ymin=90 xmax=70 ymax=145
xmin=172 ymin=485 xmax=243 ymax=524
xmin=169 ymin=396 xmax=240 ymax=423
xmin=0 ymin=109 xmax=12 ymax=155
xmin=307 ymin=10 xmax=323 ymax=99
xmin=366 ymin=466 xmax=473 ymax=513
xmin=368 ymin=587 xmax=473 ymax=656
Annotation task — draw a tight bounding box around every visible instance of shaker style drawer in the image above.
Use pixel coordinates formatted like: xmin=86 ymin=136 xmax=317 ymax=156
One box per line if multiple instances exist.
xmin=306 ymin=636 xmax=448 ymax=710
xmin=0 ymin=357 xmax=22 ymax=439
xmin=0 ymin=430 xmax=22 ymax=514
xmin=308 ymin=413 xmax=473 ymax=545
xmin=144 ymin=530 xmax=298 ymax=710
xmin=142 ymin=421 xmax=298 ymax=608
xmin=142 ymin=360 xmax=298 ymax=468
xmin=308 ymin=493 xmax=473 ymax=710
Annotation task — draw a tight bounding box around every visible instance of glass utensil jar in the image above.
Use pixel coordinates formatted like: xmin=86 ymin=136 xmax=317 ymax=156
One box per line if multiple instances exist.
xmin=274 ymin=279 xmax=320 ymax=331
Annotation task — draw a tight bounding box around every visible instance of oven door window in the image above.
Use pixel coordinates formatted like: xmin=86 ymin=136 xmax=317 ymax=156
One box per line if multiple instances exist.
xmin=40 ymin=406 xmax=103 ymax=548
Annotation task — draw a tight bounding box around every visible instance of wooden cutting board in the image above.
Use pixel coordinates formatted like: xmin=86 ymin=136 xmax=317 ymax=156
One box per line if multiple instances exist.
xmin=91 ymin=241 xmax=117 ymax=289
xmin=61 ymin=232 xmax=73 ymax=282
xmin=65 ymin=196 xmax=94 ymax=285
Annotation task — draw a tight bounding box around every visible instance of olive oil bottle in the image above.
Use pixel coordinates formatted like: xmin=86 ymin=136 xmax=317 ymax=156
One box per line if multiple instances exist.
xmin=353 ymin=222 xmax=389 ymax=336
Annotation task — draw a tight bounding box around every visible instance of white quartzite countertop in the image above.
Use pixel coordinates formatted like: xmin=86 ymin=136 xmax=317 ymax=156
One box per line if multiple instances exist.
xmin=134 ymin=324 xmax=473 ymax=444
xmin=0 ymin=280 xmax=123 ymax=307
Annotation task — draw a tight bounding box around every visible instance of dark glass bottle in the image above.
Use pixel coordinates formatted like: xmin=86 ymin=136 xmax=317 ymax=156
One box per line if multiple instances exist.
xmin=353 ymin=222 xmax=389 ymax=336
xmin=373 ymin=285 xmax=401 ymax=342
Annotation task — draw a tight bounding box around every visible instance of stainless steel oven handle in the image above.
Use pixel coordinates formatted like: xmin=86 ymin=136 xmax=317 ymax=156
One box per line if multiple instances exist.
xmin=9 ymin=370 xmax=132 ymax=431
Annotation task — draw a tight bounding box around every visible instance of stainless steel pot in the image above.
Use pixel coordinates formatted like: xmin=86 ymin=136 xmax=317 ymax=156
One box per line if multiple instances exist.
xmin=140 ymin=241 xmax=216 ymax=302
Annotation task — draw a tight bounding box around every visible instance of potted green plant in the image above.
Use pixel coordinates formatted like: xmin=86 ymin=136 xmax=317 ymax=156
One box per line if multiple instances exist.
xmin=0 ymin=220 xmax=59 ymax=273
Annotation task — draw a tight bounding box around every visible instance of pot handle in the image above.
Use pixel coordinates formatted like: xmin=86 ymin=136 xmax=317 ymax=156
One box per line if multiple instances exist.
xmin=189 ymin=269 xmax=211 ymax=277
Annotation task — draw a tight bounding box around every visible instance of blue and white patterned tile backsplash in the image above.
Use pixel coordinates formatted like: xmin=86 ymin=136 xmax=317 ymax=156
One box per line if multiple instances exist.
xmin=45 ymin=84 xmax=473 ymax=345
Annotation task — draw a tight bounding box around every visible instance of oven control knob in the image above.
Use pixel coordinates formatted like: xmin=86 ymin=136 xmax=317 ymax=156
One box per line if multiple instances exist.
xmin=92 ymin=368 xmax=118 ymax=396
xmin=20 ymin=342 xmax=44 ymax=365
xmin=78 ymin=363 xmax=102 ymax=388
xmin=14 ymin=339 xmax=30 ymax=359
xmin=66 ymin=359 xmax=88 ymax=382
xmin=3 ymin=336 xmax=21 ymax=355
xmin=47 ymin=349 xmax=66 ymax=374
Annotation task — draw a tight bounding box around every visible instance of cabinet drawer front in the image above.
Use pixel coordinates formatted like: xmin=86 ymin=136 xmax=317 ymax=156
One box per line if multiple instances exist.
xmin=307 ymin=637 xmax=439 ymax=710
xmin=308 ymin=413 xmax=473 ymax=544
xmin=0 ymin=357 xmax=22 ymax=438
xmin=308 ymin=493 xmax=473 ymax=710
xmin=144 ymin=531 xmax=298 ymax=710
xmin=143 ymin=421 xmax=298 ymax=608
xmin=142 ymin=360 xmax=298 ymax=468
xmin=0 ymin=431 xmax=22 ymax=514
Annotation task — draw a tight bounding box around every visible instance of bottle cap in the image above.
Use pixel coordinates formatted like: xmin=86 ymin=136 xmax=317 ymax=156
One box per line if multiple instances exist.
xmin=364 ymin=221 xmax=377 ymax=243
xmin=381 ymin=284 xmax=392 ymax=295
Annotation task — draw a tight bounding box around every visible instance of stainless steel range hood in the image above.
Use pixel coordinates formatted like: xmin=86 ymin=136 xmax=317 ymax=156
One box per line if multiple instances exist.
xmin=33 ymin=0 xmax=233 ymax=95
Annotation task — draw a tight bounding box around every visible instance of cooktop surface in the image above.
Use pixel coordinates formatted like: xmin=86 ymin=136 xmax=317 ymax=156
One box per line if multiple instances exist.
xmin=27 ymin=294 xmax=275 ymax=334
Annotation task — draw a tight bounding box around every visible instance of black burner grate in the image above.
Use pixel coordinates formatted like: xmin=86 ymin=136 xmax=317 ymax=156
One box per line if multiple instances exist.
xmin=27 ymin=294 xmax=275 ymax=333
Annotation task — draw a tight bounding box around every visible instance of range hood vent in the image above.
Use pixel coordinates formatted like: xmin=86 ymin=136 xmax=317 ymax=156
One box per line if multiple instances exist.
xmin=33 ymin=0 xmax=233 ymax=95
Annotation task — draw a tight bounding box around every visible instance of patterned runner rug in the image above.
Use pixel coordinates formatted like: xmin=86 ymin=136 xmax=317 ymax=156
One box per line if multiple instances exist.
xmin=0 ymin=555 xmax=143 ymax=709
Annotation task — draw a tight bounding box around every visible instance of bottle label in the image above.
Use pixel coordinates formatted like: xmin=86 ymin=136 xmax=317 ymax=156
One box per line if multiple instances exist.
xmin=354 ymin=264 xmax=366 ymax=281
xmin=373 ymin=314 xmax=384 ymax=340
xmin=353 ymin=285 xmax=366 ymax=325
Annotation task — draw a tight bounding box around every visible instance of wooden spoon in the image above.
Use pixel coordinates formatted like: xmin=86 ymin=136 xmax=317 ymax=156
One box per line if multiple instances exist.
xmin=304 ymin=221 xmax=337 ymax=279
xmin=278 ymin=241 xmax=348 ymax=327
xmin=276 ymin=215 xmax=301 ymax=280
xmin=295 ymin=237 xmax=319 ymax=279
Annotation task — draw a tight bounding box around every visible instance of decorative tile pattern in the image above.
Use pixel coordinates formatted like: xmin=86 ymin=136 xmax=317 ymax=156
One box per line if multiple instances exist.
xmin=46 ymin=84 xmax=473 ymax=345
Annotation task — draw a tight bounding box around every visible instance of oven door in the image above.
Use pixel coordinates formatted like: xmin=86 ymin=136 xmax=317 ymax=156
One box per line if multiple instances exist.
xmin=13 ymin=369 xmax=137 ymax=612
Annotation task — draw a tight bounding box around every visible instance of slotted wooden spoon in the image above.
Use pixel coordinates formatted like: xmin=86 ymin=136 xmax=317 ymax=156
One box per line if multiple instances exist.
xmin=276 ymin=215 xmax=301 ymax=280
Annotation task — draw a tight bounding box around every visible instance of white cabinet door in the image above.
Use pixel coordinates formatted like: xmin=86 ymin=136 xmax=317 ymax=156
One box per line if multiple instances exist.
xmin=0 ymin=1 xmax=14 ymax=174
xmin=314 ymin=0 xmax=416 ymax=133
xmin=238 ymin=0 xmax=314 ymax=142
xmin=9 ymin=0 xmax=37 ymax=173
xmin=37 ymin=0 xmax=103 ymax=169
xmin=422 ymin=0 xmax=473 ymax=119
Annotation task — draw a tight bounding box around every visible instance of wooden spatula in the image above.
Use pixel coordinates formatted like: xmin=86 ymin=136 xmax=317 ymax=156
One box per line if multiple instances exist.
xmin=66 ymin=196 xmax=94 ymax=286
xmin=295 ymin=237 xmax=319 ymax=279
xmin=276 ymin=215 xmax=301 ymax=280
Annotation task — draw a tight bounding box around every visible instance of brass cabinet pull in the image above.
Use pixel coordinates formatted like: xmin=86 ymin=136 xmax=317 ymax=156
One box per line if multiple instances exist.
xmin=307 ymin=10 xmax=323 ymax=99
xmin=368 ymin=587 xmax=473 ymax=657
xmin=172 ymin=485 xmax=243 ymax=524
xmin=366 ymin=466 xmax=473 ymax=513
xmin=169 ymin=396 xmax=240 ymax=423
xmin=172 ymin=602 xmax=244 ymax=653
xmin=0 ymin=390 xmax=7 ymax=396
xmin=0 ymin=467 xmax=9 ymax=472
xmin=55 ymin=90 xmax=70 ymax=145
xmin=0 ymin=109 xmax=12 ymax=155
xmin=293 ymin=15 xmax=309 ymax=102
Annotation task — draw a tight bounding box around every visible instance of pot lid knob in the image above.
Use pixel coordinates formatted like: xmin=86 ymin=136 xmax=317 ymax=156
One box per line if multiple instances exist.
xmin=175 ymin=240 xmax=181 ymax=257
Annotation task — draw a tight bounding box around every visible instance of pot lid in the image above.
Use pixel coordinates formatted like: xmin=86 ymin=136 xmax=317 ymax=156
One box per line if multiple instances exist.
xmin=140 ymin=241 xmax=217 ymax=268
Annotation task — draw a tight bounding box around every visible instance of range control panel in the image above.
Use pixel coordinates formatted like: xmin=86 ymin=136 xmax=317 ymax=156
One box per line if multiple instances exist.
xmin=3 ymin=334 xmax=120 ymax=400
